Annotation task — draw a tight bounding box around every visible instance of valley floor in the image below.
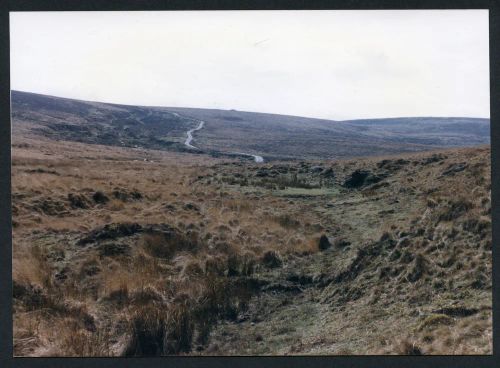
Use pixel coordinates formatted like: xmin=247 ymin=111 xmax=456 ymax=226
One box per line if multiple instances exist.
xmin=12 ymin=136 xmax=492 ymax=356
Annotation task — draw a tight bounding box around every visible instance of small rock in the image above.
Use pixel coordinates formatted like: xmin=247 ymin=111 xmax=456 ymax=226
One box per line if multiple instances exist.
xmin=318 ymin=235 xmax=331 ymax=251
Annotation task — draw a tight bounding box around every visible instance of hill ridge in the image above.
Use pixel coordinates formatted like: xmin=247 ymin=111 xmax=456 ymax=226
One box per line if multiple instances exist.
xmin=11 ymin=90 xmax=490 ymax=161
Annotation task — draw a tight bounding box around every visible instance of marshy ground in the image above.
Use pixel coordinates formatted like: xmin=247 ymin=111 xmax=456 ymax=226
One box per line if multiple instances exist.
xmin=12 ymin=135 xmax=492 ymax=356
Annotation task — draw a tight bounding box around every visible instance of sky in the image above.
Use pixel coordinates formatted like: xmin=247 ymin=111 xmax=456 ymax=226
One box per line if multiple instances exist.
xmin=10 ymin=10 xmax=490 ymax=120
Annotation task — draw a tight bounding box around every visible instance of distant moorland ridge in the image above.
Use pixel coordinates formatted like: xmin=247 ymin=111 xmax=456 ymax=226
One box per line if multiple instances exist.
xmin=11 ymin=90 xmax=490 ymax=160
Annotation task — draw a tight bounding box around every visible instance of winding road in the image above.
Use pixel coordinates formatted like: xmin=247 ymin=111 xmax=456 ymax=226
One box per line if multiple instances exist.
xmin=231 ymin=152 xmax=264 ymax=163
xmin=172 ymin=111 xmax=264 ymax=163
xmin=184 ymin=120 xmax=205 ymax=149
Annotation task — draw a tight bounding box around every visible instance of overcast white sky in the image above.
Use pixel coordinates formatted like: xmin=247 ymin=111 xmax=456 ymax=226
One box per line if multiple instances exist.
xmin=10 ymin=10 xmax=489 ymax=120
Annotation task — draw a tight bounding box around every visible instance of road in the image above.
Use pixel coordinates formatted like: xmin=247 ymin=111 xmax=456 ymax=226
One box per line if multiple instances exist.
xmin=231 ymin=152 xmax=264 ymax=163
xmin=172 ymin=111 xmax=264 ymax=162
xmin=184 ymin=120 xmax=205 ymax=149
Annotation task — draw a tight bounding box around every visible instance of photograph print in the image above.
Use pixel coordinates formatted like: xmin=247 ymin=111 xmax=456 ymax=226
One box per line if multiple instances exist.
xmin=10 ymin=9 xmax=491 ymax=356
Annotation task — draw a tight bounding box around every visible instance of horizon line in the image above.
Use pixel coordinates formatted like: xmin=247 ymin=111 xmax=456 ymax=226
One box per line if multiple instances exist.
xmin=10 ymin=89 xmax=491 ymax=122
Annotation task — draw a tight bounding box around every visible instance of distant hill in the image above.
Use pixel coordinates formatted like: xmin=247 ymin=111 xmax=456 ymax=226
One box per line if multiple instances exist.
xmin=11 ymin=90 xmax=490 ymax=160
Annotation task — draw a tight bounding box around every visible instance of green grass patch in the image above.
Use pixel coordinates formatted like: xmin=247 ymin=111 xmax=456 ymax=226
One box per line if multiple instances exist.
xmin=273 ymin=186 xmax=340 ymax=197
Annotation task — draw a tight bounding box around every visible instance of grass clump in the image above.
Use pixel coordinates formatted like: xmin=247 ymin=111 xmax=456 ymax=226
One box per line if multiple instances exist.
xmin=140 ymin=231 xmax=198 ymax=260
xmin=396 ymin=339 xmax=423 ymax=355
xmin=261 ymin=250 xmax=283 ymax=268
xmin=124 ymin=303 xmax=194 ymax=356
xmin=437 ymin=198 xmax=474 ymax=222
xmin=418 ymin=314 xmax=454 ymax=331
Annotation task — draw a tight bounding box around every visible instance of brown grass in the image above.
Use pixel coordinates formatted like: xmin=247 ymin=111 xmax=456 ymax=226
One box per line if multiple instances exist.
xmin=12 ymin=138 xmax=492 ymax=356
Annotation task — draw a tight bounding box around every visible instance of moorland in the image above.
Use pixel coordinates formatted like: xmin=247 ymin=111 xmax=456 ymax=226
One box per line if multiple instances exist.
xmin=11 ymin=91 xmax=491 ymax=356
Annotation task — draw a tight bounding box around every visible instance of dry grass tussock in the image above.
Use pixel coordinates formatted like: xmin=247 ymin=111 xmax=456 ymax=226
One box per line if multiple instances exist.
xmin=12 ymin=140 xmax=492 ymax=355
